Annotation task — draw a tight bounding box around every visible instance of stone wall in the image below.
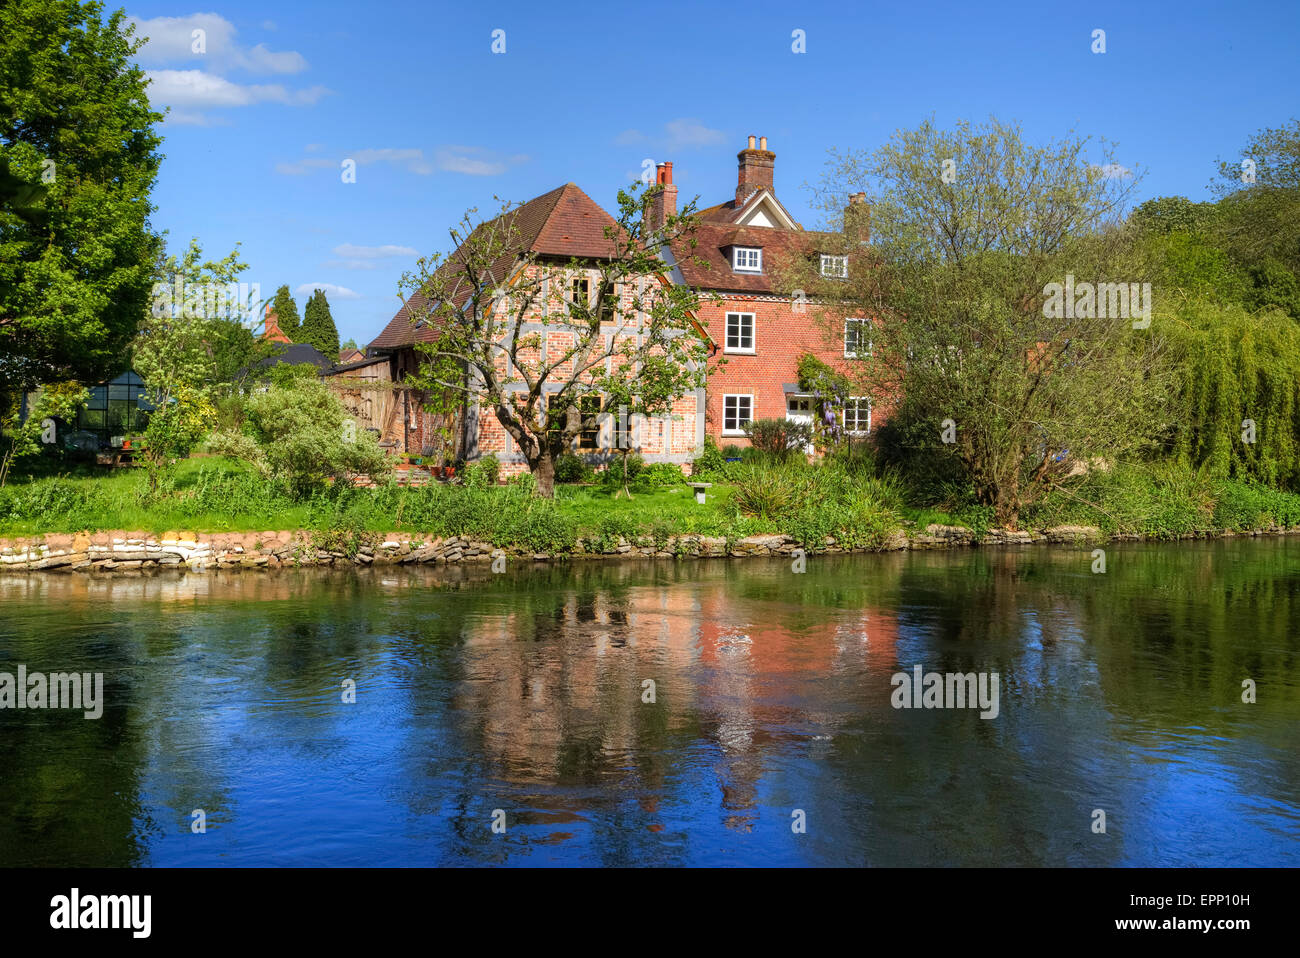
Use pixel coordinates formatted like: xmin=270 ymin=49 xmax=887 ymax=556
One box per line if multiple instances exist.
xmin=2 ymin=523 xmax=1293 ymax=574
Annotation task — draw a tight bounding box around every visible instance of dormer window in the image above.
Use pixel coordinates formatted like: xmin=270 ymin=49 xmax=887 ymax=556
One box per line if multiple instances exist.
xmin=820 ymin=255 xmax=848 ymax=279
xmin=732 ymin=247 xmax=762 ymax=273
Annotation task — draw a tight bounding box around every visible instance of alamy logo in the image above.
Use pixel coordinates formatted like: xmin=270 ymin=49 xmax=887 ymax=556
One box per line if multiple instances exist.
xmin=1042 ymin=274 xmax=1152 ymax=328
xmin=50 ymin=889 xmax=151 ymax=938
xmin=0 ymin=665 xmax=103 ymax=719
xmin=890 ymin=665 xmax=1000 ymax=719
xmin=150 ymin=274 xmax=261 ymax=326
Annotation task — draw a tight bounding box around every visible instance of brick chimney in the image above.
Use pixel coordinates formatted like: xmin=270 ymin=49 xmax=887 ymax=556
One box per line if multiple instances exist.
xmin=648 ymin=161 xmax=677 ymax=230
xmin=736 ymin=135 xmax=775 ymax=206
xmin=845 ymin=191 xmax=870 ymax=241
xmin=262 ymin=304 xmax=291 ymax=344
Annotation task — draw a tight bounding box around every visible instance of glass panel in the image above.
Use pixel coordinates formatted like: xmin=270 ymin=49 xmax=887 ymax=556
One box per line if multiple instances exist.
xmin=86 ymin=386 xmax=107 ymax=410
xmin=108 ymin=385 xmax=129 ymax=401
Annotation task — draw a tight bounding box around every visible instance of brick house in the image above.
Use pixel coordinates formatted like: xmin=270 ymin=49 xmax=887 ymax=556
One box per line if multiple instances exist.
xmin=364 ymin=183 xmax=707 ymax=475
xmin=654 ymin=136 xmax=878 ymax=449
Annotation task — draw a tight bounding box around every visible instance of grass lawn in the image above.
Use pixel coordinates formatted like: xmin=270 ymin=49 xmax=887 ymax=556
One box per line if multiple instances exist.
xmin=0 ymin=456 xmax=767 ymax=539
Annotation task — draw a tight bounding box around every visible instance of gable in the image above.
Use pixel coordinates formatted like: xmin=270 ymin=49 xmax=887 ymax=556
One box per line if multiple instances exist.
xmin=733 ymin=190 xmax=800 ymax=230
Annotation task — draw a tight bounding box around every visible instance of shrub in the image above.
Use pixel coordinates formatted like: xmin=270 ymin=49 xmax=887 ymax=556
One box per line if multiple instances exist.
xmin=585 ymin=512 xmax=640 ymax=552
xmin=693 ymin=437 xmax=728 ymax=478
xmin=554 ymin=452 xmax=592 ymax=484
xmin=507 ymin=470 xmax=537 ymax=493
xmin=635 ymin=462 xmax=686 ymax=487
xmin=211 ymin=370 xmax=390 ymax=497
xmin=730 ymin=464 xmax=802 ymax=519
xmin=462 ymin=454 xmax=500 ymax=489
xmin=743 ymin=418 xmax=811 ymax=463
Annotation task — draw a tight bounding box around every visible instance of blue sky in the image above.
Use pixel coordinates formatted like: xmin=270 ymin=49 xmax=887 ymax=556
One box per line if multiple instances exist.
xmin=124 ymin=0 xmax=1300 ymax=348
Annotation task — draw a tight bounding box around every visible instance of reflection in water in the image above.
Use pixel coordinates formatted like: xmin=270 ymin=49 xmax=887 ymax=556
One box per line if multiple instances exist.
xmin=1 ymin=539 xmax=1297 ymax=866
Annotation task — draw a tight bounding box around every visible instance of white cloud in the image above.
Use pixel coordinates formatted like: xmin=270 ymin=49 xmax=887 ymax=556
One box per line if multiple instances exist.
xmin=617 ymin=119 xmax=727 ymax=153
xmin=128 ymin=13 xmax=308 ymax=73
xmin=276 ymin=148 xmax=434 ymax=177
xmin=275 ymin=157 xmax=336 ymax=175
xmin=1096 ymin=163 xmax=1133 ymax=179
xmin=162 ymin=109 xmax=232 ymax=127
xmin=353 ymin=148 xmax=434 ymax=174
xmin=127 ymin=14 xmax=306 ymax=74
xmin=663 ymin=119 xmax=727 ymax=149
xmin=240 ymin=43 xmax=307 ymax=75
xmin=295 ymin=283 xmax=361 ymax=300
xmin=434 ymin=146 xmax=529 ymax=176
xmin=333 ymin=244 xmax=419 ymax=258
xmin=129 ymin=15 xmax=320 ymax=124
xmin=147 ymin=70 xmax=328 ymax=110
xmin=323 ymin=260 xmax=380 ymax=271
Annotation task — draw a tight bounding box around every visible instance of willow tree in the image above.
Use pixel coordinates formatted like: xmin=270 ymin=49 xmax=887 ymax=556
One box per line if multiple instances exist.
xmin=400 ymin=183 xmax=711 ymax=498
xmin=793 ymin=117 xmax=1175 ymax=526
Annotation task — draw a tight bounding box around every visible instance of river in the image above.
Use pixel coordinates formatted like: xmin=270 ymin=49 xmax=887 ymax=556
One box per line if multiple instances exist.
xmin=1 ymin=539 xmax=1297 ymax=866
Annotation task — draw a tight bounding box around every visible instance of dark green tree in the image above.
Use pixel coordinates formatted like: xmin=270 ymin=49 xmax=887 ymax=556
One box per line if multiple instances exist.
xmin=0 ymin=0 xmax=163 ymax=394
xmin=271 ymin=285 xmax=301 ymax=337
xmin=299 ymin=288 xmax=340 ymax=358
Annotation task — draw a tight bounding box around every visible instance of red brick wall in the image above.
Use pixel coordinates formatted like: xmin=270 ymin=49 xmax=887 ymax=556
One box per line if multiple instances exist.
xmin=699 ymin=295 xmax=891 ymax=447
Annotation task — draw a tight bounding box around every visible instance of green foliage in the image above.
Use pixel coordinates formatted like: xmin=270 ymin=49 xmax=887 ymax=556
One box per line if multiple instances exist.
xmin=507 ymin=470 xmax=537 ymax=492
xmin=692 ymin=436 xmax=728 ymax=479
xmin=213 ymin=371 xmax=390 ymax=495
xmin=805 ymin=116 xmax=1170 ymax=527
xmin=271 ymin=285 xmax=301 ymax=336
xmin=461 ymin=454 xmax=500 ymax=488
xmin=0 ymin=0 xmax=163 ymax=390
xmin=796 ymin=353 xmax=851 ymax=447
xmin=635 ymin=462 xmax=686 ymax=487
xmin=729 ymin=461 xmax=902 ymax=549
xmin=403 ymin=182 xmax=713 ymax=497
xmin=1165 ymin=300 xmax=1300 ymax=488
xmin=584 ymin=512 xmax=640 ymax=552
xmin=299 ymin=288 xmax=340 ymax=358
xmin=743 ymin=418 xmax=812 ymax=463
xmin=554 ymin=452 xmax=592 ymax=484
xmin=730 ymin=464 xmax=802 ymax=519
xmin=0 ymin=381 xmax=88 ymax=487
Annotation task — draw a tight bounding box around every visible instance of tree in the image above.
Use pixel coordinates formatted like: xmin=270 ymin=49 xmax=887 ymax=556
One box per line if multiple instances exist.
xmin=0 ymin=380 xmax=87 ymax=487
xmin=211 ymin=364 xmax=390 ymax=496
xmin=800 ymin=117 xmax=1173 ymax=527
xmin=299 ymin=288 xmax=340 ymax=357
xmin=0 ymin=0 xmax=163 ymax=394
xmin=1211 ymin=119 xmax=1300 ymax=277
xmin=271 ymin=285 xmax=301 ymax=338
xmin=401 ymin=184 xmax=712 ymax=498
xmin=132 ymin=239 xmax=253 ymax=490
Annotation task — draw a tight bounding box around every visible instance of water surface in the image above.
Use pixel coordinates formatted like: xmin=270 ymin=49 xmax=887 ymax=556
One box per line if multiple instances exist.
xmin=1 ymin=539 xmax=1297 ymax=866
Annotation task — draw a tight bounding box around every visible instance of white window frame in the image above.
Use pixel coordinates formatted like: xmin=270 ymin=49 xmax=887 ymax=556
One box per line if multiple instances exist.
xmin=724 ymin=311 xmax=756 ymax=354
xmin=820 ymin=254 xmax=848 ymax=279
xmin=844 ymin=317 xmax=871 ymax=358
xmin=732 ymin=247 xmax=762 ymax=273
xmin=843 ymin=397 xmax=872 ymax=435
xmin=722 ymin=394 xmax=754 ymax=436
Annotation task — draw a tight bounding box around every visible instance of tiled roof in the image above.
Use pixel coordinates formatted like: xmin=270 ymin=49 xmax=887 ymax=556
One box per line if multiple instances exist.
xmin=369 ymin=183 xmax=624 ymax=351
xmin=671 ymin=221 xmax=833 ymax=295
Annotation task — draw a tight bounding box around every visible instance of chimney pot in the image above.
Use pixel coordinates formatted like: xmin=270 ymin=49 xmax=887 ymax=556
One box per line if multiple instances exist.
xmin=759 ymin=136 xmax=767 ymax=150
xmin=736 ymin=136 xmax=775 ymax=206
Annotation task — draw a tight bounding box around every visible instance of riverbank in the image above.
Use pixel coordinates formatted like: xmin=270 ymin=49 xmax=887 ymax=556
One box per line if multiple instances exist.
xmin=4 ymin=522 xmax=1300 ymax=573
